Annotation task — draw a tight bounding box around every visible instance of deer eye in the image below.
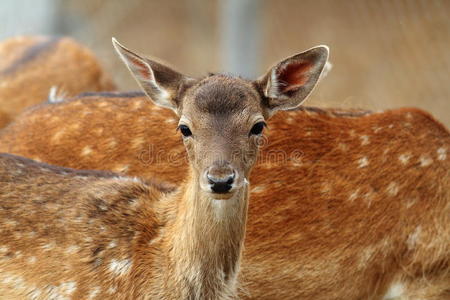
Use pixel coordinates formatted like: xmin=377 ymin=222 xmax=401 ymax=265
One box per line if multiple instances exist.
xmin=249 ymin=122 xmax=266 ymax=136
xmin=178 ymin=125 xmax=192 ymax=137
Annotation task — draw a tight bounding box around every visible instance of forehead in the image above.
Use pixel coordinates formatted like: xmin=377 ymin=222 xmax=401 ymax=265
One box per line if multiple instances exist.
xmin=184 ymin=75 xmax=261 ymax=116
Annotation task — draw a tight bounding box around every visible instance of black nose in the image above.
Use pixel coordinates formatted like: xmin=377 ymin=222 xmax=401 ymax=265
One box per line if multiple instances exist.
xmin=207 ymin=173 xmax=235 ymax=194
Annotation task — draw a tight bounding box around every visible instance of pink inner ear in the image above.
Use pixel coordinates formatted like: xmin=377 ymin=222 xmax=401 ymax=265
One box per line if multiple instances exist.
xmin=278 ymin=61 xmax=313 ymax=93
xmin=129 ymin=55 xmax=151 ymax=79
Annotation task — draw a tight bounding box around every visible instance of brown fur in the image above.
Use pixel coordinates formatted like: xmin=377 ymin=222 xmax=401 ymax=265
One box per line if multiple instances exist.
xmin=0 ymin=39 xmax=333 ymax=298
xmin=0 ymin=153 xmax=209 ymax=299
xmin=0 ymin=91 xmax=449 ymax=299
xmin=0 ymin=35 xmax=116 ymax=128
xmin=0 ymin=79 xmax=260 ymax=299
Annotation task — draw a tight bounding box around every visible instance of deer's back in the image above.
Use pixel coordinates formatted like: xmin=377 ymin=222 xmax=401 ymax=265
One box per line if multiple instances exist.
xmin=0 ymin=92 xmax=186 ymax=184
xmin=241 ymin=107 xmax=450 ymax=299
xmin=0 ymin=36 xmax=116 ymax=129
xmin=0 ymin=153 xmax=166 ymax=299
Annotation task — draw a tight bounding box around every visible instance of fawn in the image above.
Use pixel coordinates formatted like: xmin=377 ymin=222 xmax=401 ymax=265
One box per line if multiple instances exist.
xmin=0 ymin=35 xmax=116 ymax=128
xmin=0 ymin=40 xmax=330 ymax=299
xmin=1 ymin=51 xmax=450 ymax=299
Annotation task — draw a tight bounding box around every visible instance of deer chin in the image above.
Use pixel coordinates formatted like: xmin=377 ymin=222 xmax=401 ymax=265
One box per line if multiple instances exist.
xmin=209 ymin=191 xmax=236 ymax=200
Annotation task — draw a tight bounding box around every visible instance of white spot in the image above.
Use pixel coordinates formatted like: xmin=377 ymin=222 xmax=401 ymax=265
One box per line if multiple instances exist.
xmin=388 ymin=124 xmax=394 ymax=129
xmin=27 ymin=232 xmax=37 ymax=238
xmin=0 ymin=246 xmax=9 ymax=253
xmin=128 ymin=198 xmax=140 ymax=208
xmin=1 ymin=274 xmax=27 ymax=290
xmin=59 ymin=281 xmax=77 ymax=295
xmin=286 ymin=117 xmax=294 ymax=124
xmin=51 ymin=130 xmax=66 ymax=143
xmin=88 ymin=286 xmax=101 ymax=299
xmin=349 ymin=129 xmax=356 ymax=137
xmin=27 ymin=256 xmax=37 ymax=264
xmin=109 ymin=258 xmax=132 ymax=276
xmin=1 ymin=275 xmax=13 ymax=285
xmin=148 ymin=235 xmax=163 ymax=247
xmin=97 ymin=202 xmax=108 ymax=211
xmin=372 ymin=126 xmax=382 ymax=133
xmin=419 ymin=156 xmax=433 ymax=167
xmin=10 ymin=275 xmax=26 ymax=290
xmin=14 ymin=251 xmax=22 ymax=258
xmin=65 ymin=245 xmax=80 ymax=254
xmin=406 ymin=226 xmax=421 ymax=250
xmin=70 ymin=123 xmax=80 ymax=131
xmin=42 ymin=243 xmax=55 ymax=251
xmin=383 ymin=282 xmax=405 ymax=299
xmin=437 ymin=147 xmax=447 ymax=161
xmin=165 ymin=118 xmax=176 ymax=124
xmin=363 ymin=190 xmax=374 ymax=207
xmin=132 ymin=100 xmax=144 ymax=110
xmin=97 ymin=102 xmax=109 ymax=108
xmin=108 ymin=138 xmax=118 ymax=148
xmin=348 ymin=189 xmax=360 ymax=202
xmin=82 ymin=146 xmax=94 ymax=156
xmin=4 ymin=219 xmax=18 ymax=227
xmin=405 ymin=112 xmax=413 ymax=120
xmin=250 ymin=186 xmax=266 ymax=193
xmin=387 ymin=182 xmax=399 ymax=196
xmin=405 ymin=198 xmax=417 ymax=209
xmin=359 ymin=247 xmax=375 ymax=268
xmin=48 ymin=86 xmax=67 ymax=103
xmin=320 ymin=182 xmax=332 ymax=194
xmin=108 ymin=240 xmax=117 ymax=249
xmin=398 ymin=153 xmax=411 ymax=165
xmin=44 ymin=285 xmax=59 ymax=299
xmin=29 ymin=288 xmax=42 ymax=300
xmin=113 ymin=164 xmax=129 ymax=174
xmin=358 ymin=157 xmax=369 ymax=168
xmin=360 ymin=135 xmax=370 ymax=146
xmin=82 ymin=110 xmax=92 ymax=117
xmin=107 ymin=286 xmax=118 ymax=294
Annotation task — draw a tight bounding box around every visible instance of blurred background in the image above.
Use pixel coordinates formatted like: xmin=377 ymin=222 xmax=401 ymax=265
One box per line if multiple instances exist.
xmin=1 ymin=0 xmax=449 ymax=125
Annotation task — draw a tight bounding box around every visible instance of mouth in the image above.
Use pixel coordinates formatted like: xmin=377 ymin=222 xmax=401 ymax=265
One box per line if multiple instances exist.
xmin=209 ymin=191 xmax=235 ymax=200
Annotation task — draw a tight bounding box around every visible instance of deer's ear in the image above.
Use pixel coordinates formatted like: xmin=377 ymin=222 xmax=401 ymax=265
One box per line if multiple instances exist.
xmin=112 ymin=38 xmax=191 ymax=112
xmin=256 ymin=46 xmax=329 ymax=114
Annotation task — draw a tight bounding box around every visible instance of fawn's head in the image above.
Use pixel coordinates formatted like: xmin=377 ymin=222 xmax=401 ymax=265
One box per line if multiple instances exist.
xmin=113 ymin=38 xmax=328 ymax=199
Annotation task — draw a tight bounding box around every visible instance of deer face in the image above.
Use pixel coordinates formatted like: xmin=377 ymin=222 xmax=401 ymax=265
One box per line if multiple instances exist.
xmin=113 ymin=38 xmax=328 ymax=198
xmin=178 ymin=75 xmax=265 ymax=196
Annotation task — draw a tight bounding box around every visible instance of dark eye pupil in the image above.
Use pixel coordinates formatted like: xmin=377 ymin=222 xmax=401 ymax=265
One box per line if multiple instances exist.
xmin=179 ymin=125 xmax=192 ymax=137
xmin=250 ymin=122 xmax=265 ymax=136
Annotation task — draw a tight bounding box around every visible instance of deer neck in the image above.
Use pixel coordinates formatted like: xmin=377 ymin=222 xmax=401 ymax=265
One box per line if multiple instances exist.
xmin=159 ymin=168 xmax=249 ymax=299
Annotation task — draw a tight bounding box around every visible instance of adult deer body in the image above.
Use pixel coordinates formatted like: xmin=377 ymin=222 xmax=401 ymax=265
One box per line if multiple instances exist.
xmin=0 ymin=35 xmax=116 ymax=128
xmin=1 ymin=53 xmax=450 ymax=299
xmin=0 ymin=41 xmax=331 ymax=299
xmin=2 ymin=95 xmax=449 ymax=299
